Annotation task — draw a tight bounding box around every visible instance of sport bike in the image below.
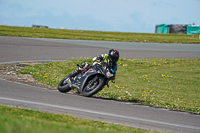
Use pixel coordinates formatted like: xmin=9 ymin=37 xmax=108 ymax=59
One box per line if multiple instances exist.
xmin=57 ymin=63 xmax=114 ymax=97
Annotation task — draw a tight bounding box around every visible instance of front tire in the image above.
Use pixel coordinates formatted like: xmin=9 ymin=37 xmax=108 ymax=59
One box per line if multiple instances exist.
xmin=82 ymin=76 xmax=105 ymax=97
xmin=57 ymin=76 xmax=71 ymax=93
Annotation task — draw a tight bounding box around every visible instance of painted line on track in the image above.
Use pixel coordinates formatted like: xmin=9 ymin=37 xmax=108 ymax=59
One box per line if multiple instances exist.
xmin=0 ymin=96 xmax=200 ymax=130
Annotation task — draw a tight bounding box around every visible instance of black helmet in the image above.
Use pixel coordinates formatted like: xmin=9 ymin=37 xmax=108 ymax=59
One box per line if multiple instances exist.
xmin=108 ymin=49 xmax=119 ymax=62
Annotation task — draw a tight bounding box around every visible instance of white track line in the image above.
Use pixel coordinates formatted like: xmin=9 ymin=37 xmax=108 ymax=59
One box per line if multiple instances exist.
xmin=0 ymin=96 xmax=200 ymax=130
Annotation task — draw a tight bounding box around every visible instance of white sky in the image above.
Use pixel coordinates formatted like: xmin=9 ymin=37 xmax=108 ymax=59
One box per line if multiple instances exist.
xmin=0 ymin=0 xmax=199 ymax=33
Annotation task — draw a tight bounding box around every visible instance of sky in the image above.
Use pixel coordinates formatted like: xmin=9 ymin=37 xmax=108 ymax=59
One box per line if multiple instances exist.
xmin=0 ymin=0 xmax=199 ymax=33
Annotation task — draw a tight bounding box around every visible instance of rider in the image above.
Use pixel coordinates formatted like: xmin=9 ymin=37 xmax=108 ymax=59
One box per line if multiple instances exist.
xmin=69 ymin=49 xmax=119 ymax=80
xmin=92 ymin=49 xmax=119 ymax=79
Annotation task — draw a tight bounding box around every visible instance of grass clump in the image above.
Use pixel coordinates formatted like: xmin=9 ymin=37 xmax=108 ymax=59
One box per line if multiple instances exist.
xmin=18 ymin=58 xmax=200 ymax=114
xmin=0 ymin=105 xmax=158 ymax=133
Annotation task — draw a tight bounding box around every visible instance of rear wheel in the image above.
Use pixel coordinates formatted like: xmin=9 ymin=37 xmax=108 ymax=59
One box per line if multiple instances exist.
xmin=82 ymin=76 xmax=105 ymax=97
xmin=57 ymin=76 xmax=71 ymax=93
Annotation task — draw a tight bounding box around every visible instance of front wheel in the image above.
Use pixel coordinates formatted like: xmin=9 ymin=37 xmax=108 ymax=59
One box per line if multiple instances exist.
xmin=57 ymin=76 xmax=71 ymax=93
xmin=82 ymin=76 xmax=105 ymax=97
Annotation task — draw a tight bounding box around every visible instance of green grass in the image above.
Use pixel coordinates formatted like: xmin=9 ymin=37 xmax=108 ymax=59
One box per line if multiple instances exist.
xmin=0 ymin=105 xmax=158 ymax=133
xmin=1 ymin=25 xmax=200 ymax=44
xmin=18 ymin=58 xmax=200 ymax=114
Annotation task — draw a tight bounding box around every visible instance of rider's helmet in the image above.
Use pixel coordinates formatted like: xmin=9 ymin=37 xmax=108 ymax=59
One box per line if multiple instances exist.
xmin=108 ymin=49 xmax=119 ymax=62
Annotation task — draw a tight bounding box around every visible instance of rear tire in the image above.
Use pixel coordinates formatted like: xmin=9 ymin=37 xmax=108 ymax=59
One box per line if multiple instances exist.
xmin=82 ymin=76 xmax=105 ymax=97
xmin=57 ymin=76 xmax=71 ymax=93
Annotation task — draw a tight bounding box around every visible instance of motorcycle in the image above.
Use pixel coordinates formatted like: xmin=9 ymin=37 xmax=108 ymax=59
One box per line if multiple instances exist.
xmin=57 ymin=62 xmax=114 ymax=97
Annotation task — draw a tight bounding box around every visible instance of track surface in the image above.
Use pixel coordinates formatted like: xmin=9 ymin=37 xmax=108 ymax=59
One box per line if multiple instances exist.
xmin=0 ymin=36 xmax=200 ymax=133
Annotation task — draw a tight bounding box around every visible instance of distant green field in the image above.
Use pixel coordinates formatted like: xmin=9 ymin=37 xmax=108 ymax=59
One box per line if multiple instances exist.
xmin=0 ymin=25 xmax=200 ymax=44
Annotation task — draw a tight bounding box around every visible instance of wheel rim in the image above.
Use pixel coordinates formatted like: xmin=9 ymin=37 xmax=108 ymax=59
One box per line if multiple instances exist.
xmin=85 ymin=79 xmax=101 ymax=92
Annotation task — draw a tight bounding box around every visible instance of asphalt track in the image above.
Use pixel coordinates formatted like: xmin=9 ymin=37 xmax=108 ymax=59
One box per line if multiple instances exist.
xmin=0 ymin=36 xmax=200 ymax=133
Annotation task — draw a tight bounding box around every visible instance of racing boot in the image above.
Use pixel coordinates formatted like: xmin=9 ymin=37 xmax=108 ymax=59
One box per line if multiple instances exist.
xmin=69 ymin=62 xmax=90 ymax=79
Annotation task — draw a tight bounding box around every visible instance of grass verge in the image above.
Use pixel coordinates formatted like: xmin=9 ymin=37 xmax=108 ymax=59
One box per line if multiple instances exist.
xmin=1 ymin=25 xmax=200 ymax=44
xmin=18 ymin=58 xmax=200 ymax=114
xmin=0 ymin=105 xmax=158 ymax=133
